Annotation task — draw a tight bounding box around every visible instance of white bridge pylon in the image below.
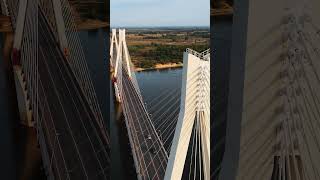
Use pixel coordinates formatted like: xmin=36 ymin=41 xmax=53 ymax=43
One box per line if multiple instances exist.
xmin=110 ymin=29 xmax=119 ymax=68
xmin=111 ymin=29 xmax=131 ymax=102
xmin=165 ymin=49 xmax=210 ymax=180
xmin=111 ymin=29 xmax=141 ymax=103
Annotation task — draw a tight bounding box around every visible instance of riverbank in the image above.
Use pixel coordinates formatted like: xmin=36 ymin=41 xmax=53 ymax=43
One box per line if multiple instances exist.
xmin=76 ymin=19 xmax=108 ymax=30
xmin=0 ymin=17 xmax=108 ymax=32
xmin=0 ymin=16 xmax=12 ymax=33
xmin=135 ymin=62 xmax=183 ymax=72
xmin=211 ymin=8 xmax=233 ymax=17
xmin=126 ymin=28 xmax=209 ymax=71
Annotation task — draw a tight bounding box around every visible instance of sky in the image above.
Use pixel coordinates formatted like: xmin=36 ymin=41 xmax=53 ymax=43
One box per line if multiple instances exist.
xmin=110 ymin=0 xmax=210 ymax=27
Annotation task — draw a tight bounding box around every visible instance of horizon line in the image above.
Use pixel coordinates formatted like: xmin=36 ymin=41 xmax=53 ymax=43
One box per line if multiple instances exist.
xmin=110 ymin=25 xmax=210 ymax=28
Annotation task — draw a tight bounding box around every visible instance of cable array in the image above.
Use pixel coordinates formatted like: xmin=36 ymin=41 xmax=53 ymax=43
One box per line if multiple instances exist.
xmin=5 ymin=1 xmax=110 ymax=179
xmin=111 ymin=28 xmax=210 ymax=180
xmin=237 ymin=0 xmax=320 ymax=179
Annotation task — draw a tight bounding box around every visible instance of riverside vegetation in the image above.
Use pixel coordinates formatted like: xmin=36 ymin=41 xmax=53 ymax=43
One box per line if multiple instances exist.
xmin=125 ymin=28 xmax=210 ymax=69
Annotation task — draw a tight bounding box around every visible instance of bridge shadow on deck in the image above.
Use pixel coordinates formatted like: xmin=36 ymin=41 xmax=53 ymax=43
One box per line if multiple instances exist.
xmin=36 ymin=10 xmax=109 ymax=179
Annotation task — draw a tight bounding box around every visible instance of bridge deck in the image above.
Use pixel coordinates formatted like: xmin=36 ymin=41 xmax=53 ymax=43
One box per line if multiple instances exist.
xmin=121 ymin=68 xmax=168 ymax=180
xmin=38 ymin=10 xmax=109 ymax=179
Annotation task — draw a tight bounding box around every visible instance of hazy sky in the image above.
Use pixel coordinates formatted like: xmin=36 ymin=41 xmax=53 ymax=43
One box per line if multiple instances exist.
xmin=110 ymin=0 xmax=210 ymax=27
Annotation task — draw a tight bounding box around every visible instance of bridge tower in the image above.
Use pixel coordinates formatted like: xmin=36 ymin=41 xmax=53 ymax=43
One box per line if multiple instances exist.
xmin=52 ymin=0 xmax=69 ymax=56
xmin=219 ymin=0 xmax=320 ymax=180
xmin=110 ymin=28 xmax=119 ymax=68
xmin=113 ymin=29 xmax=136 ymax=102
xmin=117 ymin=29 xmax=132 ymax=78
xmin=8 ymin=0 xmax=34 ymax=127
xmin=165 ymin=49 xmax=210 ymax=180
xmin=112 ymin=29 xmax=122 ymax=102
xmin=4 ymin=0 xmax=71 ymax=127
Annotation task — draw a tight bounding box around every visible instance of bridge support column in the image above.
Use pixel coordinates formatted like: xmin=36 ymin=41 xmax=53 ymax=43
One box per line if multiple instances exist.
xmin=13 ymin=0 xmax=27 ymax=49
xmin=113 ymin=29 xmax=132 ymax=102
xmin=52 ymin=0 xmax=69 ymax=55
xmin=11 ymin=0 xmax=34 ymax=127
xmin=121 ymin=29 xmax=132 ymax=78
xmin=110 ymin=29 xmax=119 ymax=68
xmin=219 ymin=0 xmax=320 ymax=179
xmin=165 ymin=51 xmax=210 ymax=180
xmin=113 ymin=29 xmax=123 ymax=102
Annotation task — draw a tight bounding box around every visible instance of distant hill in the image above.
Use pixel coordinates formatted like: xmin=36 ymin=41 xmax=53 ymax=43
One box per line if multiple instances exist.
xmin=68 ymin=0 xmax=107 ymax=21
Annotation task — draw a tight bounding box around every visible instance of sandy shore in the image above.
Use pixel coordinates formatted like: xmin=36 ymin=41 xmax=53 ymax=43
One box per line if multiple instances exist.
xmin=135 ymin=63 xmax=183 ymax=72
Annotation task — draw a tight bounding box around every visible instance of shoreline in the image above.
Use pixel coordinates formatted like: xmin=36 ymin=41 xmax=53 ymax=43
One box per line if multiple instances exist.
xmin=0 ymin=15 xmax=12 ymax=33
xmin=0 ymin=17 xmax=108 ymax=32
xmin=211 ymin=7 xmax=233 ymax=17
xmin=76 ymin=19 xmax=109 ymax=30
xmin=135 ymin=63 xmax=183 ymax=72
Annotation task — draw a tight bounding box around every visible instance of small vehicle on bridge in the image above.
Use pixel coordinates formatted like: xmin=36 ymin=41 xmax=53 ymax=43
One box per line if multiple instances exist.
xmin=146 ymin=134 xmax=152 ymax=140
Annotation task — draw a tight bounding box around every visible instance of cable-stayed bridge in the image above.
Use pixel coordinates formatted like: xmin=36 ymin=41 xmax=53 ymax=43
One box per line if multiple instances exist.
xmin=1 ymin=0 xmax=110 ymax=179
xmin=110 ymin=29 xmax=210 ymax=180
xmin=220 ymin=0 xmax=320 ymax=180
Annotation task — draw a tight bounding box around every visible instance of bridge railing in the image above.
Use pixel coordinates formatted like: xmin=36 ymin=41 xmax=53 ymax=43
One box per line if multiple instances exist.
xmin=186 ymin=48 xmax=210 ymax=61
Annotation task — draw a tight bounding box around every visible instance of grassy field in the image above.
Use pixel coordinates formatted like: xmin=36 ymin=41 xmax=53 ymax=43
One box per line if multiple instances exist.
xmin=123 ymin=28 xmax=210 ymax=69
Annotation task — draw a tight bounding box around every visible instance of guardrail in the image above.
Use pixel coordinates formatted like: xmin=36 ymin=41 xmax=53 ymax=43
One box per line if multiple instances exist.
xmin=186 ymin=48 xmax=210 ymax=61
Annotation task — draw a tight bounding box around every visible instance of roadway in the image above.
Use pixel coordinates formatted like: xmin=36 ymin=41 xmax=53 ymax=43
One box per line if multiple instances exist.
xmin=121 ymin=67 xmax=168 ymax=180
xmin=37 ymin=11 xmax=109 ymax=179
